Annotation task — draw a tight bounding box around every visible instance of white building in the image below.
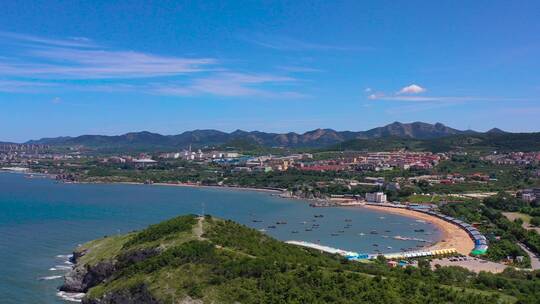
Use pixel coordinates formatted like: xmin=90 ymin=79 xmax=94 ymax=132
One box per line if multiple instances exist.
xmin=365 ymin=192 xmax=387 ymax=203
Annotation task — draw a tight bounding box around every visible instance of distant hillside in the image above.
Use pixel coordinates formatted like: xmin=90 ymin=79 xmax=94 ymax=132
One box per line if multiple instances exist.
xmin=24 ymin=122 xmax=498 ymax=151
xmin=333 ymin=132 xmax=540 ymax=153
xmin=61 ymin=215 xmax=513 ymax=304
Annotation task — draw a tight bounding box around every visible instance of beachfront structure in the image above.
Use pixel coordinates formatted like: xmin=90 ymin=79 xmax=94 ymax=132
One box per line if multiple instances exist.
xmin=286 ymin=240 xmax=458 ymax=261
xmin=365 ymin=192 xmax=387 ymax=203
xmin=413 ymin=208 xmax=489 ymax=255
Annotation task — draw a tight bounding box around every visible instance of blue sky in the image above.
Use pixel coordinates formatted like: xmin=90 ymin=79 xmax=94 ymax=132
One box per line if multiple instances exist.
xmin=1 ymin=1 xmax=539 ymax=142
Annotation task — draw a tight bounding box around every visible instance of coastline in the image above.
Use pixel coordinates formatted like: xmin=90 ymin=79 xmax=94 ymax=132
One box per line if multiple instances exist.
xmin=1 ymin=171 xmax=473 ymax=255
xmin=151 ymin=182 xmax=285 ymax=194
xmin=360 ymin=204 xmax=475 ymax=255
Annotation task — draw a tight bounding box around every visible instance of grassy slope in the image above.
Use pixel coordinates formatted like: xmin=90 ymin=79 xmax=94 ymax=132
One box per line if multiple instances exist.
xmin=79 ymin=215 xmax=517 ymax=304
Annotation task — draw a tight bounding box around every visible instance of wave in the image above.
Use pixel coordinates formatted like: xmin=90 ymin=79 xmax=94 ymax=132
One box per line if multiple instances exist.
xmin=57 ymin=291 xmax=85 ymax=303
xmin=50 ymin=265 xmax=72 ymax=271
xmin=39 ymin=275 xmax=62 ymax=281
xmin=56 ymin=254 xmax=73 ymax=259
xmin=393 ymin=235 xmax=430 ymax=242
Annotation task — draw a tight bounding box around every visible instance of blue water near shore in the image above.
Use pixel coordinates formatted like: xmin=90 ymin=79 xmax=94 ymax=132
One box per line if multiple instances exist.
xmin=0 ymin=172 xmax=440 ymax=303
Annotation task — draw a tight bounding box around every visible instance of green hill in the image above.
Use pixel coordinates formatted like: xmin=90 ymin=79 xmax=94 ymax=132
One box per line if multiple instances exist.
xmin=331 ymin=132 xmax=540 ymax=153
xmin=61 ymin=215 xmax=536 ymax=303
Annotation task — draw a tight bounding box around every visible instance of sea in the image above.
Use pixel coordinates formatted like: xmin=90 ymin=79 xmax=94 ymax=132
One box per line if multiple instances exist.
xmin=0 ymin=172 xmax=441 ymax=303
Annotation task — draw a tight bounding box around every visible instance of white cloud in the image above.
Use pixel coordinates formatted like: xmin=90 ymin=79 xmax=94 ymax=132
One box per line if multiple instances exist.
xmin=369 ymin=95 xmax=529 ymax=102
xmin=367 ymin=93 xmax=380 ymax=100
xmin=364 ymin=88 xmax=372 ymax=93
xmin=151 ymin=72 xmax=302 ymax=98
xmin=0 ymin=32 xmax=307 ymax=98
xmin=0 ymin=47 xmax=217 ymax=79
xmin=397 ymin=84 xmax=426 ymax=95
xmin=242 ymin=34 xmax=373 ymax=52
xmin=0 ymin=80 xmax=56 ymax=93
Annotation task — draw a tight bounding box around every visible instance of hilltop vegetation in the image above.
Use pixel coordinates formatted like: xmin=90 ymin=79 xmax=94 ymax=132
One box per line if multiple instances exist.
xmin=62 ymin=215 xmax=540 ymax=304
xmin=332 ymin=132 xmax=540 ymax=153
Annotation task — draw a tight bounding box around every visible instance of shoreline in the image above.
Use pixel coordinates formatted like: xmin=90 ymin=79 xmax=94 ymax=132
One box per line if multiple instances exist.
xmin=2 ymin=171 xmax=470 ymax=255
xmin=360 ymin=204 xmax=475 ymax=255
xmin=151 ymin=182 xmax=285 ymax=194
xmin=81 ymin=178 xmax=469 ymax=256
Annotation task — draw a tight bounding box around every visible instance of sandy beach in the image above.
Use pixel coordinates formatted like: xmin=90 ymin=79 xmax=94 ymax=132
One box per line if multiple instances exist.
xmin=360 ymin=204 xmax=475 ymax=255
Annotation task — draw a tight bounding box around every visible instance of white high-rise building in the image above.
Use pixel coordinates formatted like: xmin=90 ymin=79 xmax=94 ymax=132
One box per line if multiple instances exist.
xmin=365 ymin=192 xmax=387 ymax=203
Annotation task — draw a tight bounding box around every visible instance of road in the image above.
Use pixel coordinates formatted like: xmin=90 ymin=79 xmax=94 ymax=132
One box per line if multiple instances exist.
xmin=518 ymin=243 xmax=540 ymax=270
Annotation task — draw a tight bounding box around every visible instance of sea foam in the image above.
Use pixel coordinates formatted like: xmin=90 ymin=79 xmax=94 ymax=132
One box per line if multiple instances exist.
xmin=56 ymin=291 xmax=85 ymax=303
xmin=39 ymin=275 xmax=62 ymax=281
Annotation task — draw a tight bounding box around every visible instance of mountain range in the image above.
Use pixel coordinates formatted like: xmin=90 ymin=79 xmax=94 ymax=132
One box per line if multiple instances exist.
xmin=23 ymin=121 xmax=509 ymax=151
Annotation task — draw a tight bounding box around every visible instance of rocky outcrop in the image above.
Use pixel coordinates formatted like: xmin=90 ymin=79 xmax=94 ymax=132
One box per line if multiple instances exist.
xmin=60 ymin=247 xmax=159 ymax=293
xmin=82 ymin=284 xmax=160 ymax=304
xmin=60 ymin=260 xmax=116 ymax=293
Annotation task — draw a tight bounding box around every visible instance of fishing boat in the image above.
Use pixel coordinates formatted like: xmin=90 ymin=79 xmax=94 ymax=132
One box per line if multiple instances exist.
xmin=267 ymin=225 xmax=276 ymax=229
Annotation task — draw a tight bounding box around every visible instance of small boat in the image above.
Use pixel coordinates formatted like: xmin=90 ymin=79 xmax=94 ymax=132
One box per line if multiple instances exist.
xmin=267 ymin=225 xmax=277 ymax=229
xmin=385 ymin=230 xmax=391 ymax=233
xmin=370 ymin=230 xmax=378 ymax=235
xmin=305 ymin=228 xmax=312 ymax=231
xmin=414 ymin=229 xmax=425 ymax=233
xmin=338 ymin=230 xmax=345 ymax=233
xmin=258 ymin=229 xmax=267 ymax=232
xmin=345 ymin=219 xmax=352 ymax=222
xmin=312 ymin=224 xmax=320 ymax=227
xmin=300 ymin=221 xmax=307 ymax=225
xmin=358 ymin=232 xmax=365 ymax=236
xmin=314 ymin=214 xmax=324 ymax=218
xmin=291 ymin=230 xmax=299 ymax=234
xmin=276 ymin=221 xmax=287 ymax=225
xmin=387 ymin=246 xmax=392 ymax=249
xmin=331 ymin=233 xmax=339 ymax=236
xmin=252 ymin=220 xmax=262 ymax=223
xmin=372 ymin=244 xmax=379 ymax=247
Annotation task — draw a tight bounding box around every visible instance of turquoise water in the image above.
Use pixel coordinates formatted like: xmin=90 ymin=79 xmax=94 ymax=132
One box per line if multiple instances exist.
xmin=0 ymin=172 xmax=440 ymax=303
